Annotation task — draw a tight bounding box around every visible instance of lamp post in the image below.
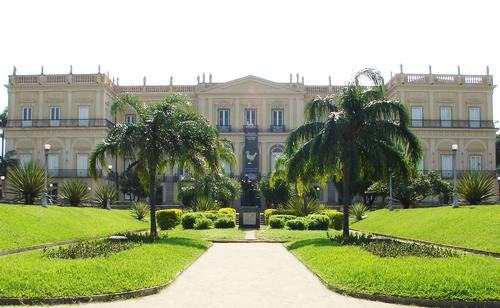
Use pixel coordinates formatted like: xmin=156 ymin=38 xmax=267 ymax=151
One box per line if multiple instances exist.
xmin=452 ymin=144 xmax=459 ymax=208
xmin=0 ymin=175 xmax=5 ymax=200
xmin=42 ymin=143 xmax=51 ymax=208
xmin=106 ymin=164 xmax=112 ymax=210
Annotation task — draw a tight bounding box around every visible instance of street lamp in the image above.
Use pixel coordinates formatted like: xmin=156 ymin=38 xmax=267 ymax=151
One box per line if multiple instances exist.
xmin=42 ymin=143 xmax=51 ymax=208
xmin=452 ymin=144 xmax=459 ymax=208
xmin=0 ymin=175 xmax=5 ymax=200
xmin=106 ymin=164 xmax=112 ymax=210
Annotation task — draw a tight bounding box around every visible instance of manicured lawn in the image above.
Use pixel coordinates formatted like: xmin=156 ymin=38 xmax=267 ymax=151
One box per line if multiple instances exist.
xmin=351 ymin=205 xmax=500 ymax=252
xmin=255 ymin=227 xmax=338 ymax=242
xmin=0 ymin=237 xmax=209 ymax=298
xmin=0 ymin=204 xmax=147 ymax=250
xmin=167 ymin=225 xmax=245 ymax=240
xmin=289 ymin=239 xmax=500 ymax=301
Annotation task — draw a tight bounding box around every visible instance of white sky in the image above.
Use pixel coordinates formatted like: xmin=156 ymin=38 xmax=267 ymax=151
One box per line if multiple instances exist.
xmin=1 ymin=0 xmax=499 ymax=123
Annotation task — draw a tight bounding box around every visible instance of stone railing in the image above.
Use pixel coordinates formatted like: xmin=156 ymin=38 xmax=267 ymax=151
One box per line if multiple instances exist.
xmin=118 ymin=85 xmax=196 ymax=93
xmin=6 ymin=118 xmax=114 ymax=129
xmin=410 ymin=119 xmax=495 ymax=129
xmin=389 ymin=73 xmax=493 ymax=87
xmin=305 ymin=85 xmax=342 ymax=94
xmin=9 ymin=74 xmax=115 ymax=87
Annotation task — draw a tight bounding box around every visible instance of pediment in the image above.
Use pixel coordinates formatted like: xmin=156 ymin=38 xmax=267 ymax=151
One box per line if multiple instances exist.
xmin=200 ymin=75 xmax=302 ymax=94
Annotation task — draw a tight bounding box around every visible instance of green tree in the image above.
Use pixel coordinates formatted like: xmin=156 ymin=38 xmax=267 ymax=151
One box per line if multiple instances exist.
xmin=258 ymin=177 xmax=291 ymax=208
xmin=0 ymin=150 xmax=18 ymax=176
xmin=286 ymin=68 xmax=422 ymax=237
xmin=117 ymin=170 xmax=148 ymax=201
xmin=178 ymin=173 xmax=240 ymax=207
xmin=89 ymin=94 xmax=220 ymax=237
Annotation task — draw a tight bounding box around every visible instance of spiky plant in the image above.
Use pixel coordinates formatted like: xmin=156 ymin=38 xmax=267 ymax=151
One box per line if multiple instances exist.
xmin=8 ymin=162 xmax=46 ymax=204
xmin=59 ymin=179 xmax=91 ymax=206
xmin=191 ymin=195 xmax=220 ymax=212
xmin=95 ymin=185 xmax=118 ymax=209
xmin=350 ymin=203 xmax=368 ymax=221
xmin=130 ymin=201 xmax=149 ymax=220
xmin=457 ymin=172 xmax=496 ymax=204
xmin=280 ymin=196 xmax=325 ymax=215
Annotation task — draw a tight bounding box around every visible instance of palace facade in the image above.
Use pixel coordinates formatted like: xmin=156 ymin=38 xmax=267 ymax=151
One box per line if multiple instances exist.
xmin=3 ymin=68 xmax=496 ymax=206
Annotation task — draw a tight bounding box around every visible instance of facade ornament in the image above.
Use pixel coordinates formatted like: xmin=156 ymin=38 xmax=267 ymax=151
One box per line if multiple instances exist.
xmin=202 ymin=72 xmax=205 ymax=83
xmin=98 ymin=65 xmax=101 ymax=74
xmin=116 ymin=77 xmax=120 ymax=85
xmin=197 ymin=75 xmax=200 ymax=84
xmin=143 ymin=76 xmax=146 ymax=86
xmin=390 ymin=71 xmax=393 ymax=79
xmin=209 ymin=73 xmax=212 ymax=83
xmin=13 ymin=65 xmax=17 ymax=76
xmin=486 ymin=65 xmax=490 ymax=75
xmin=296 ymin=73 xmax=299 ymax=83
xmin=41 ymin=66 xmax=44 ymax=75
xmin=328 ymin=75 xmax=332 ymax=86
xmin=400 ymin=64 xmax=403 ymax=74
xmin=428 ymin=65 xmax=432 ymax=74
xmin=289 ymin=73 xmax=292 ymax=84
xmin=112 ymin=76 xmax=115 ymax=83
xmin=70 ymin=65 xmax=73 ymax=74
xmin=301 ymin=76 xmax=304 ymax=84
xmin=457 ymin=65 xmax=461 ymax=75
xmin=170 ymin=76 xmax=173 ymax=86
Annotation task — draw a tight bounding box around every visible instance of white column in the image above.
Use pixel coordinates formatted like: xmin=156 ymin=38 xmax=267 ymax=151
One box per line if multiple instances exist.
xmin=428 ymin=91 xmax=434 ymax=119
xmin=67 ymin=91 xmax=72 ymax=118
xmin=235 ymin=98 xmax=241 ymax=128
xmin=430 ymin=139 xmax=436 ymax=170
xmin=9 ymin=91 xmax=15 ymax=118
xmin=261 ymin=98 xmax=267 ymax=128
xmin=486 ymin=91 xmax=493 ymax=121
xmin=261 ymin=142 xmax=268 ymax=175
xmin=457 ymin=92 xmax=464 ymax=120
xmin=95 ymin=90 xmax=101 ymax=119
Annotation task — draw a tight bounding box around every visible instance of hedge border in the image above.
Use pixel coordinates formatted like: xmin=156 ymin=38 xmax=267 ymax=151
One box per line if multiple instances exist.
xmin=288 ymin=245 xmax=500 ymax=308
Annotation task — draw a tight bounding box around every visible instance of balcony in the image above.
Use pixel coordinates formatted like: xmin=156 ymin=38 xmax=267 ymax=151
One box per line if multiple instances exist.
xmin=48 ymin=169 xmax=103 ymax=178
xmin=216 ymin=125 xmax=232 ymax=132
xmin=410 ymin=120 xmax=495 ymax=129
xmin=6 ymin=119 xmax=115 ymax=129
xmin=269 ymin=125 xmax=286 ymax=132
xmin=423 ymin=170 xmax=496 ymax=179
xmin=243 ymin=125 xmax=259 ymax=133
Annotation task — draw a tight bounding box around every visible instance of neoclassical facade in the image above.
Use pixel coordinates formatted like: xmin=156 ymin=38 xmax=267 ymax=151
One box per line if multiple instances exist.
xmin=3 ymin=68 xmax=496 ymax=206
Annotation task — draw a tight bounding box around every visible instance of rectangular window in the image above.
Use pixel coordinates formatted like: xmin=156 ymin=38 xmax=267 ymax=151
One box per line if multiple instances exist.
xmin=78 ymin=106 xmax=89 ymax=127
xmin=22 ymin=107 xmax=32 ymax=127
xmin=125 ymin=114 xmax=136 ymax=124
xmin=49 ymin=107 xmax=60 ymax=127
xmin=76 ymin=154 xmax=88 ymax=177
xmin=441 ymin=155 xmax=453 ymax=178
xmin=218 ymin=109 xmax=230 ymax=127
xmin=469 ymin=155 xmax=481 ymax=171
xmin=411 ymin=107 xmax=423 ymax=127
xmin=19 ymin=153 xmax=32 ymax=166
xmin=272 ymin=109 xmax=284 ymax=127
xmin=440 ymin=107 xmax=452 ymax=128
xmin=244 ymin=109 xmax=257 ymax=126
xmin=48 ymin=154 xmax=59 ymax=177
xmin=469 ymin=107 xmax=480 ymax=128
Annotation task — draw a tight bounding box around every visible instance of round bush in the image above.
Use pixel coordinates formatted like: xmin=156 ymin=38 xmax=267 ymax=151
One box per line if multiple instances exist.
xmin=194 ymin=217 xmax=214 ymax=229
xmin=320 ymin=210 xmax=343 ymax=230
xmin=156 ymin=209 xmax=183 ymax=230
xmin=181 ymin=212 xmax=203 ymax=229
xmin=214 ymin=215 xmax=236 ymax=228
xmin=268 ymin=216 xmax=286 ymax=229
xmin=203 ymin=211 xmax=220 ymax=222
xmin=286 ymin=218 xmax=308 ymax=230
xmin=218 ymin=207 xmax=236 ymax=220
xmin=306 ymin=214 xmax=330 ymax=230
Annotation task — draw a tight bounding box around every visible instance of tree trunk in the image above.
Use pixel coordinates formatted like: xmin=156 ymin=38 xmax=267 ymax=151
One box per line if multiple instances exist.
xmin=342 ymin=166 xmax=351 ymax=238
xmin=148 ymin=169 xmax=158 ymax=237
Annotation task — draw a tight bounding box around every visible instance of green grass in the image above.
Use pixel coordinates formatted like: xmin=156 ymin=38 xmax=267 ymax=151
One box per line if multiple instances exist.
xmin=166 ymin=225 xmax=245 ymax=240
xmin=289 ymin=239 xmax=500 ymax=301
xmin=0 ymin=237 xmax=209 ymax=298
xmin=255 ymin=227 xmax=338 ymax=242
xmin=0 ymin=204 xmax=147 ymax=250
xmin=352 ymin=205 xmax=500 ymax=252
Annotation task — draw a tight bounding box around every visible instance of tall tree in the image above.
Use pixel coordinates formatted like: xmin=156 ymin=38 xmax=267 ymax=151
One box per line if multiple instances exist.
xmin=286 ymin=68 xmax=422 ymax=237
xmin=89 ymin=94 xmax=220 ymax=236
xmin=0 ymin=107 xmax=8 ymax=159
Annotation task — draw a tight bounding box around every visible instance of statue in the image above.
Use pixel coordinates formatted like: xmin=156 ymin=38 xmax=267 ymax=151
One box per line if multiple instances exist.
xmin=41 ymin=66 xmax=44 ymax=75
xmin=429 ymin=65 xmax=432 ymax=74
xmin=400 ymin=64 xmax=403 ymax=74
xmin=70 ymin=65 xmax=73 ymax=74
xmin=13 ymin=66 xmax=16 ymax=75
xmin=301 ymin=76 xmax=304 ymax=84
xmin=296 ymin=73 xmax=299 ymax=83
xmin=202 ymin=72 xmax=205 ymax=83
xmin=116 ymin=77 xmax=120 ymax=85
xmin=289 ymin=73 xmax=292 ymax=83
xmin=328 ymin=75 xmax=331 ymax=86
xmin=170 ymin=76 xmax=173 ymax=86
xmin=457 ymin=65 xmax=461 ymax=75
xmin=143 ymin=76 xmax=146 ymax=86
xmin=209 ymin=73 xmax=212 ymax=83
xmin=98 ymin=64 xmax=101 ymax=74
xmin=197 ymin=75 xmax=200 ymax=84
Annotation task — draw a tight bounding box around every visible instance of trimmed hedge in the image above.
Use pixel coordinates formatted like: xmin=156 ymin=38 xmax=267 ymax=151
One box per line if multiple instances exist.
xmin=194 ymin=217 xmax=213 ymax=229
xmin=264 ymin=209 xmax=303 ymax=224
xmin=214 ymin=215 xmax=236 ymax=228
xmin=286 ymin=218 xmax=308 ymax=230
xmin=156 ymin=209 xmax=183 ymax=230
xmin=268 ymin=215 xmax=297 ymax=229
xmin=306 ymin=214 xmax=330 ymax=230
xmin=320 ymin=210 xmax=343 ymax=230
xmin=218 ymin=207 xmax=236 ymax=220
xmin=181 ymin=212 xmax=204 ymax=229
xmin=181 ymin=211 xmax=236 ymax=229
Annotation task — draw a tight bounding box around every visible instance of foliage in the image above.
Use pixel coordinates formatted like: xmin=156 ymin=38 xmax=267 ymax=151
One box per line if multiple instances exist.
xmin=0 ymin=150 xmax=17 ymax=177
xmin=264 ymin=209 xmax=302 ymax=224
xmin=202 ymin=211 xmax=220 ymax=222
xmin=178 ymin=172 xmax=240 ymax=207
xmin=306 ymin=214 xmax=330 ymax=230
xmin=89 ymin=94 xmax=222 ymax=237
xmin=180 ymin=212 xmax=203 ymax=229
xmin=95 ymin=185 xmax=118 ymax=209
xmin=363 ymin=240 xmax=462 ymax=258
xmin=117 ymin=171 xmax=148 ymax=201
xmin=327 ymin=232 xmax=373 ymax=245
xmin=59 ymin=179 xmax=91 ymax=206
xmin=286 ymin=218 xmax=308 ymax=230
xmin=350 ymin=203 xmax=368 ymax=221
xmin=258 ymin=177 xmax=291 ymax=207
xmin=286 ymin=68 xmax=422 ymax=237
xmin=43 ymin=240 xmax=135 ymax=259
xmin=256 ymin=228 xmax=334 ymax=242
xmin=116 ymin=231 xmax=166 ymax=243
xmin=320 ymin=210 xmax=343 ymax=230
xmin=280 ymin=196 xmax=325 ymax=215
xmin=218 ymin=207 xmax=236 ymax=220
xmin=7 ymin=162 xmax=46 ymax=204
xmin=193 ymin=217 xmax=213 ymax=229
xmin=214 ymin=215 xmax=236 ymax=228
xmin=129 ymin=202 xmax=149 ymax=220
xmin=156 ymin=209 xmax=183 ymax=230
xmin=458 ymin=172 xmax=496 ymax=204
xmin=190 ymin=196 xmax=220 ymax=211
xmin=268 ymin=215 xmax=298 ymax=229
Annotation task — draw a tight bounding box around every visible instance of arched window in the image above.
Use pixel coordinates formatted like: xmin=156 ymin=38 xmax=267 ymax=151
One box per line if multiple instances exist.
xmin=270 ymin=145 xmax=285 ymax=173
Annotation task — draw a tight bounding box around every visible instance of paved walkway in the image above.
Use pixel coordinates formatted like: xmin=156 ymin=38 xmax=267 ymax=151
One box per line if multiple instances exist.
xmin=35 ymin=243 xmax=404 ymax=308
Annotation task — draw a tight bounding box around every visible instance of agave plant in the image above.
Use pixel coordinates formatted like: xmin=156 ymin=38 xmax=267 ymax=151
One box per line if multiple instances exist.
xmin=7 ymin=162 xmax=46 ymax=204
xmin=95 ymin=185 xmax=118 ymax=209
xmin=191 ymin=195 xmax=220 ymax=211
xmin=457 ymin=172 xmax=495 ymax=204
xmin=280 ymin=196 xmax=325 ymax=215
xmin=130 ymin=201 xmax=149 ymax=220
xmin=350 ymin=203 xmax=368 ymax=221
xmin=59 ymin=179 xmax=91 ymax=206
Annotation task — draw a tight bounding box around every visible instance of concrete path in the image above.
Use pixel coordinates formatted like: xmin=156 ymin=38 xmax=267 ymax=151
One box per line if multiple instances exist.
xmin=34 ymin=243 xmax=405 ymax=308
xmin=244 ymin=229 xmax=256 ymax=240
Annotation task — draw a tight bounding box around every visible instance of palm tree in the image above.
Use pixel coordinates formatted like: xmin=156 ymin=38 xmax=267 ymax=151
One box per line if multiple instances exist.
xmin=286 ymin=68 xmax=422 ymax=237
xmin=89 ymin=94 xmax=220 ymax=237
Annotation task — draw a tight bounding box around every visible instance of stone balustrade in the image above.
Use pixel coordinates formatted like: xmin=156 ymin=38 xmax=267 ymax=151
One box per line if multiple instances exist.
xmin=388 ymin=73 xmax=493 ymax=87
xmin=9 ymin=73 xmax=115 ymax=87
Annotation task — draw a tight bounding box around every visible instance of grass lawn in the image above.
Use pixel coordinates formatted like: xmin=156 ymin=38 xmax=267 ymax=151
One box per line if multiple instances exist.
xmin=255 ymin=227 xmax=338 ymax=242
xmin=0 ymin=204 xmax=147 ymax=250
xmin=166 ymin=225 xmax=245 ymax=240
xmin=351 ymin=205 xmax=500 ymax=252
xmin=289 ymin=239 xmax=500 ymax=301
xmin=0 ymin=237 xmax=209 ymax=298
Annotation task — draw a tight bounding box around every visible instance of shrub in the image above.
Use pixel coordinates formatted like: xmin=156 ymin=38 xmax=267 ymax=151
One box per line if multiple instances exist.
xmin=280 ymin=197 xmax=325 ymax=215
xmin=218 ymin=207 xmax=236 ymax=220
xmin=264 ymin=209 xmax=302 ymax=224
xmin=43 ymin=240 xmax=135 ymax=259
xmin=156 ymin=209 xmax=183 ymax=230
xmin=363 ymin=240 xmax=462 ymax=258
xmin=194 ymin=217 xmax=213 ymax=229
xmin=95 ymin=185 xmax=118 ymax=209
xmin=214 ymin=215 xmax=236 ymax=228
xmin=320 ymin=210 xmax=343 ymax=230
xmin=191 ymin=196 xmax=220 ymax=211
xmin=202 ymin=211 xmax=220 ymax=222
xmin=306 ymin=214 xmax=330 ymax=230
xmin=327 ymin=232 xmax=372 ymax=245
xmin=117 ymin=231 xmax=165 ymax=243
xmin=268 ymin=215 xmax=297 ymax=229
xmin=59 ymin=179 xmax=91 ymax=206
xmin=130 ymin=202 xmax=149 ymax=220
xmin=181 ymin=212 xmax=203 ymax=229
xmin=286 ymin=218 xmax=308 ymax=230
xmin=458 ymin=172 xmax=496 ymax=204
xmin=7 ymin=162 xmax=46 ymax=204
xmin=350 ymin=203 xmax=368 ymax=221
